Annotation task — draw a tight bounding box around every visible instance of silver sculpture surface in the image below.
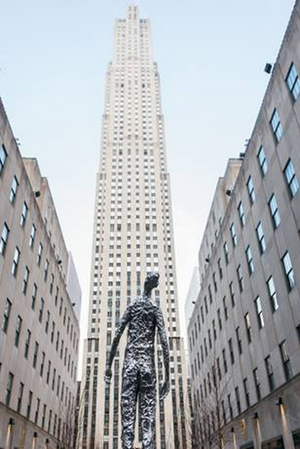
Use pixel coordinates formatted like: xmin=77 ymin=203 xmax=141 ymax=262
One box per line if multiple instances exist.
xmin=104 ymin=272 xmax=170 ymax=449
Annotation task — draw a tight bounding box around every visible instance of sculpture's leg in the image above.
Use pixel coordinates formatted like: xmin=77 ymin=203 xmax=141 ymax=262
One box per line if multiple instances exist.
xmin=140 ymin=368 xmax=156 ymax=449
xmin=121 ymin=367 xmax=138 ymax=449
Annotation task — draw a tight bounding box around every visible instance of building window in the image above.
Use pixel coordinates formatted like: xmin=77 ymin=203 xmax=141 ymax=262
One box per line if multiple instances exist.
xmin=229 ymin=281 xmax=235 ymax=306
xmin=230 ymin=223 xmax=237 ymax=247
xmin=236 ymin=326 xmax=242 ymax=354
xmin=257 ymin=146 xmax=268 ymax=176
xmin=223 ymin=296 xmax=228 ymax=320
xmin=34 ymin=398 xmax=40 ymax=424
xmin=269 ymin=194 xmax=281 ymax=228
xmin=228 ymin=338 xmax=234 ymax=365
xmin=9 ymin=175 xmax=19 ymax=203
xmin=20 ymin=202 xmax=28 ymax=227
xmin=267 ymin=276 xmax=279 ymax=312
xmin=208 ymin=329 xmax=212 ymax=350
xmin=48 ymin=410 xmax=52 ymax=433
xmin=282 ymin=251 xmax=295 ymax=290
xmin=0 ymin=223 xmax=10 ymax=256
xmin=5 ymin=372 xmax=14 ymax=407
xmin=218 ymin=258 xmax=223 ymax=279
xmin=286 ymin=62 xmax=300 ymax=101
xmin=213 ymin=273 xmax=217 ymax=292
xmin=255 ymin=296 xmax=264 ymax=329
xmin=243 ymin=377 xmax=250 ymax=408
xmin=41 ymin=403 xmax=46 ymax=429
xmin=50 ymin=274 xmax=54 ymax=294
xmin=244 ymin=313 xmax=252 ymax=343
xmin=223 ymin=241 xmax=229 ymax=264
xmin=237 ymin=265 xmax=244 ymax=292
xmin=33 ymin=341 xmax=39 ymax=368
xmin=265 ymin=355 xmax=275 ymax=392
xmin=22 ymin=267 xmax=30 ymax=294
xmin=279 ymin=340 xmax=292 ymax=381
xmin=12 ymin=246 xmax=21 ymax=277
xmin=256 ymin=222 xmax=266 ymax=254
xmin=204 ymin=297 xmax=208 ymax=314
xmin=0 ymin=144 xmax=8 ymax=174
xmin=284 ymin=159 xmax=299 ymax=198
xmin=217 ymin=357 xmax=221 ymax=380
xmin=39 ymin=298 xmax=44 ymax=322
xmin=238 ymin=202 xmax=245 ymax=227
xmin=245 ymin=245 xmax=254 ymax=274
xmin=270 ymin=109 xmax=283 ymax=142
xmin=46 ymin=361 xmax=51 ymax=384
xmin=52 ymin=368 xmax=56 ymax=391
xmin=17 ymin=382 xmax=24 ymax=413
xmin=212 ymin=320 xmax=217 ymax=340
xmin=24 ymin=329 xmax=31 ymax=358
xmin=31 ymin=283 xmax=37 ymax=310
xmin=44 ymin=259 xmax=49 ymax=281
xmin=253 ymin=368 xmax=261 ymax=401
xmin=40 ymin=352 xmax=45 ymax=377
xmin=222 ymin=348 xmax=227 ymax=373
xmin=29 ymin=224 xmax=36 ymax=248
xmin=27 ymin=391 xmax=33 ymax=419
xmin=51 ymin=322 xmax=55 ymax=344
xmin=2 ymin=298 xmax=12 ymax=333
xmin=247 ymin=176 xmax=255 ymax=204
xmin=37 ymin=243 xmax=43 ymax=266
xmin=296 ymin=324 xmax=300 ymax=344
xmin=228 ymin=394 xmax=233 ymax=420
xmin=45 ymin=311 xmax=50 ymax=333
xmin=217 ymin=308 xmax=222 ymax=330
xmin=15 ymin=315 xmax=23 ymax=347
xmin=235 ymin=386 xmax=241 ymax=414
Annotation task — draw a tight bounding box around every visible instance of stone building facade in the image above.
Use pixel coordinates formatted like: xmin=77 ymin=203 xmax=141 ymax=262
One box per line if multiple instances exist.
xmin=0 ymin=98 xmax=81 ymax=448
xmin=187 ymin=1 xmax=300 ymax=448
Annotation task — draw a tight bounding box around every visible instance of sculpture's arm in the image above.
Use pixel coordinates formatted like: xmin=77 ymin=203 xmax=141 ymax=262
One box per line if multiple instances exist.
xmin=156 ymin=307 xmax=170 ymax=399
xmin=104 ymin=306 xmax=131 ymax=384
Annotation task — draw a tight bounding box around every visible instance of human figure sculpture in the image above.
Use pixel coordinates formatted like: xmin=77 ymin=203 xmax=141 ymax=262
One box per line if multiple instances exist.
xmin=104 ymin=271 xmax=170 ymax=449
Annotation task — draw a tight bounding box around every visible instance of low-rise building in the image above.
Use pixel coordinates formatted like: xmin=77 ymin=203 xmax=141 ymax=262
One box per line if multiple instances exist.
xmin=0 ymin=98 xmax=81 ymax=448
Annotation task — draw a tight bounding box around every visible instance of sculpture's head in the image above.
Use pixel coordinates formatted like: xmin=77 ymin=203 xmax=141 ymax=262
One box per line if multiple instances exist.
xmin=144 ymin=271 xmax=159 ymax=294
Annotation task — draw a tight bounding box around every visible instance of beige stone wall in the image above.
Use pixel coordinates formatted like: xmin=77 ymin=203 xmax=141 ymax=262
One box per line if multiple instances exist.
xmin=0 ymin=98 xmax=80 ymax=447
xmin=187 ymin=1 xmax=300 ymax=447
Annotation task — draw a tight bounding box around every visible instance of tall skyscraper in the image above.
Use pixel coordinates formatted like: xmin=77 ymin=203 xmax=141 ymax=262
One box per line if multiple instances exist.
xmin=80 ymin=5 xmax=189 ymax=449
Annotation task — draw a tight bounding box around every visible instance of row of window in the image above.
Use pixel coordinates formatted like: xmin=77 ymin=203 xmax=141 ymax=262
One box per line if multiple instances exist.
xmin=203 ymin=62 xmax=300 ymax=273
xmin=204 ymin=159 xmax=297 ymax=290
xmin=0 ymin=149 xmax=78 ymax=338
xmin=198 ymin=180 xmax=296 ymax=329
xmin=191 ymin=60 xmax=300 ymax=415
xmin=0 ymin=229 xmax=78 ymax=348
xmin=192 ymin=243 xmax=295 ymax=360
xmin=195 ymin=336 xmax=294 ymax=422
xmin=3 ymin=367 xmax=75 ymax=440
xmin=2 ymin=297 xmax=77 ymax=382
xmin=269 ymin=63 xmax=300 ymax=145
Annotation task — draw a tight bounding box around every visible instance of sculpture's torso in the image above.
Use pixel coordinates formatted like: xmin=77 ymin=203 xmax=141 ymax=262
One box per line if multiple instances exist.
xmin=124 ymin=296 xmax=157 ymax=370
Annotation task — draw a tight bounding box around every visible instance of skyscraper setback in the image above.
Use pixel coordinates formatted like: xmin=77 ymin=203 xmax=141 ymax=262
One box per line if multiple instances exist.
xmin=80 ymin=5 xmax=189 ymax=449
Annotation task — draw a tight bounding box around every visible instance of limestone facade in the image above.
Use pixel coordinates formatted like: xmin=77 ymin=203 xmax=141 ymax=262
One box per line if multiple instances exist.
xmin=0 ymin=98 xmax=81 ymax=448
xmin=187 ymin=1 xmax=300 ymax=447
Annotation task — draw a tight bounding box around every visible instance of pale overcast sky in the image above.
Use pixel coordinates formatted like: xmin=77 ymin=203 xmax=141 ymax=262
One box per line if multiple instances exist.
xmin=0 ymin=0 xmax=296 ymax=363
